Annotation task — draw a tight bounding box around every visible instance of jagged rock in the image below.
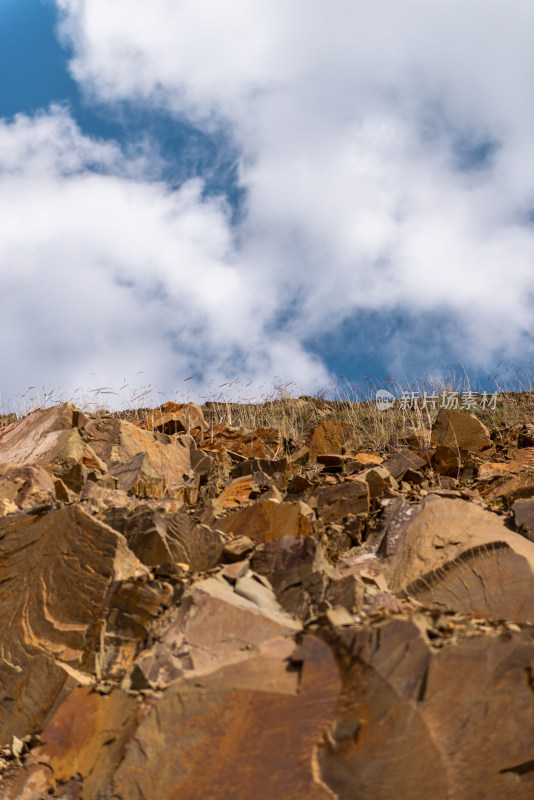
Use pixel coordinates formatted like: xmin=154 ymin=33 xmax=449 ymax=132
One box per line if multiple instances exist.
xmin=114 ymin=635 xmax=340 ymax=800
xmin=215 ymin=472 xmax=274 ymax=510
xmin=218 ymin=498 xmax=314 ymax=543
xmin=316 ymin=479 xmax=369 ymax=524
xmin=380 ymin=494 xmax=534 ymax=622
xmin=0 ymin=404 xmax=107 ymax=493
xmin=130 ymin=570 xmax=301 ymax=688
xmin=136 ymin=401 xmax=208 ymax=436
xmin=198 ymin=423 xmax=282 ymax=459
xmin=353 ymin=452 xmax=384 ymax=467
xmin=479 ymin=471 xmax=534 ymax=503
xmin=358 ymin=466 xmax=399 ymax=503
xmin=318 ymin=615 xmax=534 ymax=800
xmin=431 ymin=408 xmax=491 ymax=453
xmin=83 ymin=417 xmax=193 ymax=496
xmin=382 ymin=449 xmax=427 ymax=481
xmin=0 ymin=463 xmax=56 ymax=510
xmin=102 ymin=506 xmax=225 ymax=571
xmin=309 ymin=420 xmax=354 ymax=460
xmin=0 ymin=505 xmax=145 ymax=744
xmin=252 ymin=536 xmax=340 ymax=619
xmin=230 ymin=457 xmax=288 ymax=480
xmin=433 ymin=444 xmax=461 ymax=476
xmin=477 ymin=461 xmax=521 ymax=481
xmin=512 ymin=498 xmax=534 ymax=542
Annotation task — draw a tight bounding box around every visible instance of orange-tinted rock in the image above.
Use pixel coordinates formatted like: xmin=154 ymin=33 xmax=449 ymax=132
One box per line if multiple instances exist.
xmin=114 ymin=636 xmax=340 ymax=800
xmin=216 ymin=473 xmax=272 ymax=510
xmin=309 ymin=420 xmax=354 ymax=460
xmin=198 ymin=423 xmax=282 ymax=459
xmin=0 ymin=403 xmax=88 ymax=466
xmin=433 ymin=444 xmax=461 ymax=476
xmin=381 ymin=494 xmax=534 ymax=622
xmin=0 ymin=505 xmax=145 ymax=744
xmin=0 ymin=463 xmax=56 ymax=510
xmin=317 ymin=479 xmax=369 ymax=524
xmin=353 ymin=452 xmax=384 ymax=467
xmin=84 ymin=417 xmax=192 ymax=495
xmin=477 ymin=461 xmax=521 ymax=481
xmin=382 ymin=449 xmax=426 ymax=481
xmin=431 ymin=408 xmax=491 ymax=453
xmin=479 ymin=471 xmax=534 ymax=503
xmin=218 ymin=498 xmax=314 ymax=543
xmin=137 ymin=401 xmax=208 ymax=436
xmin=131 ymin=570 xmax=301 ymax=687
xmin=103 ymin=506 xmax=225 ymax=571
xmin=318 ymin=616 xmax=534 ymax=800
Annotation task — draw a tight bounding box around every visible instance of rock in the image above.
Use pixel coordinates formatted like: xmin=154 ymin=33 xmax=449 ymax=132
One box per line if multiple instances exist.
xmin=309 ymin=420 xmax=354 ymax=460
xmin=318 ymin=615 xmax=534 ymax=800
xmin=358 ymin=466 xmax=399 ymax=503
xmin=252 ymin=536 xmax=340 ymax=619
xmin=382 ymin=449 xmax=427 ymax=481
xmin=431 ymin=408 xmax=491 ymax=453
xmin=114 ymin=636 xmax=340 ymax=800
xmin=512 ymin=498 xmax=534 ymax=542
xmin=216 ymin=472 xmax=274 ymax=510
xmin=433 ymin=445 xmax=461 ymax=477
xmin=218 ymin=498 xmax=314 ymax=543
xmin=136 ymin=401 xmax=208 ymax=436
xmin=198 ymin=424 xmax=282 ymax=460
xmin=479 ymin=471 xmax=534 ymax=503
xmin=380 ymin=494 xmax=534 ymax=622
xmin=83 ymin=417 xmax=193 ymax=496
xmin=353 ymin=452 xmax=384 ymax=467
xmin=0 ymin=463 xmax=56 ymax=510
xmin=102 ymin=506 xmax=225 ymax=572
xmin=0 ymin=505 xmax=145 ymax=744
xmin=316 ymin=479 xmax=369 ymax=524
xmin=130 ymin=570 xmax=301 ymax=687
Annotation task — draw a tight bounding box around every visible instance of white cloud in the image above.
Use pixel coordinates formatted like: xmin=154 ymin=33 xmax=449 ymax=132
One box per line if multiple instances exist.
xmin=5 ymin=1 xmax=534 ymax=406
xmin=0 ymin=107 xmax=328 ymax=406
xmin=52 ymin=0 xmax=534 ymax=375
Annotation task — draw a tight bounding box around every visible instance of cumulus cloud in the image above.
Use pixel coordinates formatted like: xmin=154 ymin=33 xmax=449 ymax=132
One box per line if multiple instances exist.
xmin=53 ymin=0 xmax=534 ymax=375
xmin=5 ymin=1 xmax=534 ymax=405
xmin=0 ymin=107 xmax=329 ymax=405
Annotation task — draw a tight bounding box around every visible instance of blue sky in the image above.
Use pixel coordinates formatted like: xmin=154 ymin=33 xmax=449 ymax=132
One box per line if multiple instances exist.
xmin=2 ymin=0 xmax=534 ymax=409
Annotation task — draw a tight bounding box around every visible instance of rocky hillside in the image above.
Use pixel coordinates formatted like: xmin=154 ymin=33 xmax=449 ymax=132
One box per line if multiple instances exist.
xmin=0 ymin=400 xmax=534 ymax=798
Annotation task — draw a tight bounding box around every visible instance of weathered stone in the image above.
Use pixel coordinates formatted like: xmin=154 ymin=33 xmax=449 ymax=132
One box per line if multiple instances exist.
xmin=83 ymin=417 xmax=192 ymax=495
xmin=0 ymin=403 xmax=88 ymax=466
xmin=382 ymin=449 xmax=426 ymax=481
xmin=381 ymin=494 xmax=534 ymax=622
xmin=317 ymin=479 xmax=369 ymax=524
xmin=318 ymin=616 xmax=534 ymax=800
xmin=252 ymin=536 xmax=339 ymax=619
xmin=218 ymin=498 xmax=314 ymax=543
xmin=0 ymin=505 xmax=145 ymax=744
xmin=433 ymin=444 xmax=461 ymax=476
xmin=103 ymin=506 xmax=225 ymax=571
xmin=198 ymin=424 xmax=282 ymax=459
xmin=216 ymin=472 xmax=273 ymax=510
xmin=477 ymin=461 xmax=521 ymax=481
xmin=0 ymin=463 xmax=56 ymax=510
xmin=309 ymin=420 xmax=354 ymax=460
xmin=352 ymin=452 xmax=384 ymax=467
xmin=431 ymin=408 xmax=491 ymax=453
xmin=137 ymin=401 xmax=208 ymax=436
xmin=479 ymin=471 xmax=534 ymax=503
xmin=115 ymin=636 xmax=340 ymax=800
xmin=231 ymin=457 xmax=288 ymax=480
xmin=131 ymin=570 xmax=301 ymax=687
xmin=358 ymin=466 xmax=399 ymax=502
xmin=512 ymin=498 xmax=534 ymax=542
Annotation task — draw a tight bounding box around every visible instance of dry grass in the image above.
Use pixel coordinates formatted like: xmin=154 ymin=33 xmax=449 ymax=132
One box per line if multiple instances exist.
xmin=2 ymin=367 xmax=534 ymax=453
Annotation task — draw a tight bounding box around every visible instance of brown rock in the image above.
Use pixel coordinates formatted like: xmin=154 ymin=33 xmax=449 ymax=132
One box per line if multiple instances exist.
xmin=480 ymin=471 xmax=534 ymax=503
xmin=512 ymin=498 xmax=534 ymax=542
xmin=84 ymin=417 xmax=192 ymax=495
xmin=131 ymin=570 xmax=301 ymax=687
xmin=137 ymin=401 xmax=208 ymax=436
xmin=252 ymin=536 xmax=340 ymax=619
xmin=0 ymin=403 xmax=88 ymax=465
xmin=433 ymin=444 xmax=461 ymax=476
xmin=216 ymin=472 xmax=273 ymax=510
xmin=218 ymin=498 xmax=314 ymax=543
xmin=382 ymin=449 xmax=427 ymax=481
xmin=381 ymin=494 xmax=534 ymax=622
xmin=431 ymin=408 xmax=491 ymax=453
xmin=103 ymin=506 xmax=225 ymax=571
xmin=198 ymin=424 xmax=282 ymax=460
xmin=0 ymin=505 xmax=145 ymax=744
xmin=477 ymin=461 xmax=521 ymax=481
xmin=318 ymin=616 xmax=534 ymax=800
xmin=0 ymin=463 xmax=56 ymax=510
xmin=115 ymin=636 xmax=340 ymax=800
xmin=317 ymin=479 xmax=369 ymax=524
xmin=352 ymin=451 xmax=384 ymax=467
xmin=309 ymin=420 xmax=354 ymax=460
